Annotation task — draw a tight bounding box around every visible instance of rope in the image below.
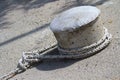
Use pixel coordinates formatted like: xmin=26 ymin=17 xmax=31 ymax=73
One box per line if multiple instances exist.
xmin=0 ymin=44 xmax=57 ymax=80
xmin=58 ymin=27 xmax=111 ymax=54
xmin=0 ymin=27 xmax=112 ymax=80
xmin=0 ymin=68 xmax=23 ymax=80
xmin=21 ymin=27 xmax=112 ymax=60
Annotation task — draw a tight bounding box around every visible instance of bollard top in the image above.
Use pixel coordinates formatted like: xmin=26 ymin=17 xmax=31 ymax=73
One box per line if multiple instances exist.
xmin=50 ymin=6 xmax=100 ymax=32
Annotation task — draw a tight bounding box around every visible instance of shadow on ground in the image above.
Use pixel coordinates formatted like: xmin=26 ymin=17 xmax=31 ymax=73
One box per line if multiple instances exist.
xmin=0 ymin=0 xmax=109 ymax=36
xmin=35 ymin=39 xmax=110 ymax=71
xmin=54 ymin=0 xmax=109 ymax=14
xmin=0 ymin=0 xmax=58 ymax=29
xmin=0 ymin=0 xmax=58 ymax=47
xmin=35 ymin=46 xmax=104 ymax=71
xmin=35 ymin=48 xmax=80 ymax=71
xmin=36 ymin=59 xmax=79 ymax=71
xmin=0 ymin=0 xmax=109 ymax=28
xmin=0 ymin=23 xmax=49 ymax=47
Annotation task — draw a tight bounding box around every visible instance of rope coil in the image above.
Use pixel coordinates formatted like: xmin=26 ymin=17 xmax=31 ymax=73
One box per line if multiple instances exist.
xmin=0 ymin=27 xmax=112 ymax=80
xmin=58 ymin=27 xmax=111 ymax=54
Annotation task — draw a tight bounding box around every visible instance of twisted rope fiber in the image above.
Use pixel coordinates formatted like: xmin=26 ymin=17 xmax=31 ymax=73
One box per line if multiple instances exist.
xmin=0 ymin=27 xmax=112 ymax=80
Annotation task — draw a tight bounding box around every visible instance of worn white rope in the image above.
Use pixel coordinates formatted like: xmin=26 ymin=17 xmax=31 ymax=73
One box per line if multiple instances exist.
xmin=0 ymin=27 xmax=112 ymax=80
xmin=22 ymin=27 xmax=112 ymax=60
xmin=0 ymin=44 xmax=57 ymax=80
xmin=58 ymin=27 xmax=110 ymax=54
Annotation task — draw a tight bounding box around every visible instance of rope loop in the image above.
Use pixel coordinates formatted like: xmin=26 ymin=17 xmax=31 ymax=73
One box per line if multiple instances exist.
xmin=58 ymin=27 xmax=111 ymax=54
xmin=0 ymin=27 xmax=112 ymax=80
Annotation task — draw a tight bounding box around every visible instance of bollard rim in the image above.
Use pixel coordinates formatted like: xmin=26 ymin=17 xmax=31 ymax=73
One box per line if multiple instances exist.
xmin=50 ymin=6 xmax=100 ymax=32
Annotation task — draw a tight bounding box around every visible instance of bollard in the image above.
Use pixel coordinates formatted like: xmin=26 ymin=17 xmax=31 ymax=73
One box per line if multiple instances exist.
xmin=50 ymin=6 xmax=111 ymax=55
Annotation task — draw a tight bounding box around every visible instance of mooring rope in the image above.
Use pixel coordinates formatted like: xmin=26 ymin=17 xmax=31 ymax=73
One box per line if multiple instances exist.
xmin=58 ymin=27 xmax=111 ymax=54
xmin=0 ymin=27 xmax=112 ymax=80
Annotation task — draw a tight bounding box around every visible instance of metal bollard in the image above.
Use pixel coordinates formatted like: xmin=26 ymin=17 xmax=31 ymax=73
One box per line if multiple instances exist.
xmin=50 ymin=6 xmax=111 ymax=55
